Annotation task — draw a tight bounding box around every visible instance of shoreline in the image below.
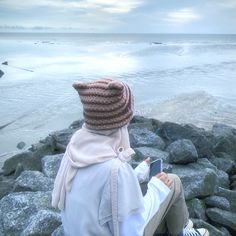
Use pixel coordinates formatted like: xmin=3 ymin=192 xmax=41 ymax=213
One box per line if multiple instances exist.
xmin=1 ymin=90 xmax=236 ymax=155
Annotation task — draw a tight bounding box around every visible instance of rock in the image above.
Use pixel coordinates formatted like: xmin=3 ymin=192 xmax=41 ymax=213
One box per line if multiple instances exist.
xmin=231 ymin=181 xmax=236 ymax=190
xmin=69 ymin=119 xmax=84 ymax=129
xmin=205 ymin=196 xmax=231 ymax=211
xmin=192 ymin=218 xmax=229 ymax=236
xmin=231 ymin=175 xmax=236 ymax=190
xmin=50 ymin=128 xmax=75 ymax=147
xmin=218 ymin=227 xmax=232 ymax=236
xmin=194 ymin=158 xmax=230 ymax=189
xmin=186 ymin=198 xmax=207 ymax=221
xmin=0 ymin=191 xmax=52 ymax=235
xmin=0 ymin=70 xmax=4 ymax=78
xmin=172 ymin=163 xmax=217 ymax=200
xmin=216 ymin=169 xmax=230 ymax=189
xmin=129 ymin=115 xmax=155 ymax=131
xmin=230 ymin=174 xmax=236 ymax=182
xmin=16 ymin=141 xmax=26 ymax=150
xmin=42 ymin=154 xmax=63 ymax=179
xmin=2 ymin=151 xmax=41 ymax=175
xmin=30 ymin=141 xmax=54 ymax=158
xmin=128 ymin=122 xmax=154 ymax=132
xmin=131 ymin=115 xmax=153 ymax=124
xmin=40 ymin=128 xmax=76 ymax=153
xmin=209 ymin=156 xmax=236 ymax=174
xmin=0 ymin=177 xmax=14 ymax=199
xmin=212 ymin=123 xmax=236 ymax=159
xmin=206 ymin=208 xmax=236 ymax=231
xmin=134 ymin=147 xmax=169 ymax=163
xmin=21 ymin=209 xmax=61 ymax=236
xmin=215 ymin=187 xmax=236 ymax=212
xmin=150 ymin=118 xmax=162 ymax=131
xmin=212 ymin=123 xmax=236 ymax=139
xmin=129 ymin=128 xmax=165 ymax=149
xmin=2 ymin=61 xmax=8 ymax=65
xmin=14 ymin=163 xmax=25 ymax=178
xmin=166 ymin=139 xmax=198 ymax=164
xmin=52 ymin=225 xmax=65 ymax=236
xmin=14 ymin=171 xmax=54 ymax=192
xmin=158 ymin=122 xmax=213 ymax=157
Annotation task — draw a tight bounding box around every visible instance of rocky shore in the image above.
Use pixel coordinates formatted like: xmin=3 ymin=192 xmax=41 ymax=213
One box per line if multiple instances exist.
xmin=0 ymin=116 xmax=236 ymax=236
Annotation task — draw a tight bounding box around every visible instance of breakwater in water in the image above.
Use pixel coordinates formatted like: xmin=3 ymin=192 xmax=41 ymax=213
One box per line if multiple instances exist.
xmin=0 ymin=116 xmax=236 ymax=236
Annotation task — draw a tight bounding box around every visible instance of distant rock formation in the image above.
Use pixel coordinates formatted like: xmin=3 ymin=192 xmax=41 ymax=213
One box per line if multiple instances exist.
xmin=0 ymin=70 xmax=4 ymax=78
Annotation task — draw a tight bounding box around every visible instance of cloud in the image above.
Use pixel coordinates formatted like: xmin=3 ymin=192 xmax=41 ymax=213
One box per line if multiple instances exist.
xmin=0 ymin=0 xmax=143 ymax=14
xmin=165 ymin=8 xmax=201 ymax=24
xmin=0 ymin=0 xmax=144 ymax=32
xmin=215 ymin=0 xmax=236 ymax=9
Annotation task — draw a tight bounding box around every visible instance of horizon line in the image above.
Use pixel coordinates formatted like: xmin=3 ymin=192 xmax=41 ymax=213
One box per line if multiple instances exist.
xmin=0 ymin=32 xmax=236 ymax=35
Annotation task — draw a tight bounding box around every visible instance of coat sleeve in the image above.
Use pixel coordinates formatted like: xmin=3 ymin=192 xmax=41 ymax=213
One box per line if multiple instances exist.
xmin=119 ymin=176 xmax=171 ymax=236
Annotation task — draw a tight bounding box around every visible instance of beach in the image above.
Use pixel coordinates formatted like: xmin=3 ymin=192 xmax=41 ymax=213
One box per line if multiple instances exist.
xmin=0 ymin=33 xmax=236 ymax=154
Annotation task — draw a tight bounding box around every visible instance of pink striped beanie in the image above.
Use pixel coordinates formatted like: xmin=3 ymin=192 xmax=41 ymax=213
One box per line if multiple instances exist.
xmin=73 ymin=79 xmax=134 ymax=130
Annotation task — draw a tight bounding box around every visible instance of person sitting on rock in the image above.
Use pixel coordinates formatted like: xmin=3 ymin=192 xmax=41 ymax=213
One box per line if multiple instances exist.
xmin=52 ymin=79 xmax=209 ymax=236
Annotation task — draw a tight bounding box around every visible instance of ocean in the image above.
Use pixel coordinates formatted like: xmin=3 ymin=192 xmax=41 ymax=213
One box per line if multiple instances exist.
xmin=0 ymin=33 xmax=236 ymax=154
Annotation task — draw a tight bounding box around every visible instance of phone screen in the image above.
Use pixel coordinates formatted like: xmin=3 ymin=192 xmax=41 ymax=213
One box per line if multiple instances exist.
xmin=149 ymin=159 xmax=163 ymax=180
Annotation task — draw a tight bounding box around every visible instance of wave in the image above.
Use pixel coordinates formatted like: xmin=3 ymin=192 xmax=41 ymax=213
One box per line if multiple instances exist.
xmin=124 ymin=42 xmax=236 ymax=57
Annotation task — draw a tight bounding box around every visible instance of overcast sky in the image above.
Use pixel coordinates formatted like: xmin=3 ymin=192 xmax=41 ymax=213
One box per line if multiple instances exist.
xmin=0 ymin=0 xmax=236 ymax=33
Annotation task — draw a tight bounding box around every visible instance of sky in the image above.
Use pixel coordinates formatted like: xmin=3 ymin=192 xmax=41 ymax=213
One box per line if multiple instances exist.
xmin=0 ymin=0 xmax=236 ymax=33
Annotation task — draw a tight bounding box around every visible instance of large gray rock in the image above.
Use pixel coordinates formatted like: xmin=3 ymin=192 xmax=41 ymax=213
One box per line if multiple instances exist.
xmin=129 ymin=115 xmax=154 ymax=132
xmin=29 ymin=142 xmax=53 ymax=158
xmin=134 ymin=147 xmax=169 ymax=163
xmin=129 ymin=128 xmax=165 ymax=149
xmin=158 ymin=122 xmax=213 ymax=157
xmin=0 ymin=177 xmax=14 ymax=199
xmin=2 ymin=151 xmax=41 ymax=175
xmin=212 ymin=123 xmax=236 ymax=138
xmin=192 ymin=218 xmax=230 ymax=236
xmin=0 ymin=191 xmax=53 ymax=236
xmin=186 ymin=198 xmax=207 ymax=221
xmin=131 ymin=115 xmax=153 ymax=123
xmin=195 ymin=158 xmax=230 ymax=189
xmin=216 ymin=169 xmax=230 ymax=189
xmin=21 ymin=209 xmax=61 ymax=236
xmin=14 ymin=171 xmax=54 ymax=192
xmin=50 ymin=128 xmax=75 ymax=147
xmin=209 ymin=155 xmax=236 ymax=174
xmin=128 ymin=122 xmax=154 ymax=132
xmin=204 ymin=196 xmax=230 ymax=211
xmin=166 ymin=139 xmax=198 ymax=164
xmin=172 ymin=163 xmax=217 ymax=200
xmin=52 ymin=225 xmax=65 ymax=236
xmin=42 ymin=154 xmax=63 ymax=179
xmin=206 ymin=208 xmax=236 ymax=231
xmin=212 ymin=123 xmax=236 ymax=159
xmin=215 ymin=187 xmax=236 ymax=212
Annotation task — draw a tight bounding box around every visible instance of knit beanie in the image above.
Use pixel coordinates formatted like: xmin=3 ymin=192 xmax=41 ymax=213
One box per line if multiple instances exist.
xmin=73 ymin=79 xmax=134 ymax=130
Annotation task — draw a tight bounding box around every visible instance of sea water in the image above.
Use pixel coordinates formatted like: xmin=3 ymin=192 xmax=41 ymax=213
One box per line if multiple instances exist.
xmin=0 ymin=33 xmax=236 ymax=153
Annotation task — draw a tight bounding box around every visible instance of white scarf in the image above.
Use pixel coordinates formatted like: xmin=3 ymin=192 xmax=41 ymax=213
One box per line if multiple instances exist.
xmin=51 ymin=124 xmax=135 ymax=210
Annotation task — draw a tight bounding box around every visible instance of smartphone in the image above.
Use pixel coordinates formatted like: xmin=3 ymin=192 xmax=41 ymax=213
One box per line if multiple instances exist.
xmin=149 ymin=159 xmax=163 ymax=180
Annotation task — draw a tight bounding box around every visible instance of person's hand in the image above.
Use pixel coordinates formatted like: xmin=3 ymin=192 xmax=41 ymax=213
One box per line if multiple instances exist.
xmin=144 ymin=157 xmax=151 ymax=166
xmin=156 ymin=172 xmax=173 ymax=188
xmin=134 ymin=157 xmax=150 ymax=183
